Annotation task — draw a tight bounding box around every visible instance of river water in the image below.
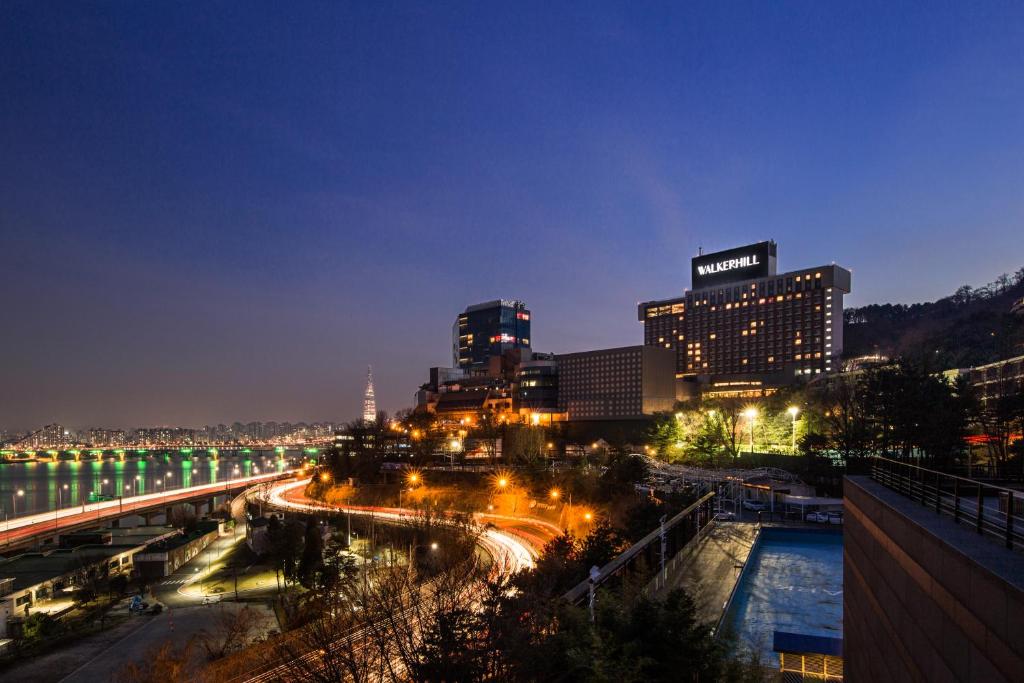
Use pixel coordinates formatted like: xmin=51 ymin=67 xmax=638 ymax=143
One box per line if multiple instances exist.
xmin=0 ymin=452 xmax=296 ymax=519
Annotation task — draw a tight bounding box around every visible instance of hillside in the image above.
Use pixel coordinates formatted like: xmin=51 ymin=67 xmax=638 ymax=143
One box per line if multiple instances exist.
xmin=843 ymin=268 xmax=1024 ymax=369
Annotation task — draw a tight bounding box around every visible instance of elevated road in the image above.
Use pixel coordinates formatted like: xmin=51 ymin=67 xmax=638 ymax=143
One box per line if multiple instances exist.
xmin=0 ymin=470 xmax=298 ymax=552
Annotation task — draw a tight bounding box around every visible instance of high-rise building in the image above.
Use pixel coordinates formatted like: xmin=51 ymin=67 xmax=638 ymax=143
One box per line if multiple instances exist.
xmin=639 ymin=241 xmax=851 ymax=397
xmin=453 ymin=300 xmax=531 ymax=371
xmin=362 ymin=366 xmax=377 ymax=423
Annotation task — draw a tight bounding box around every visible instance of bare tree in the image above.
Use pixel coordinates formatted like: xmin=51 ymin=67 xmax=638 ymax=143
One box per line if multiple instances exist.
xmin=115 ymin=640 xmax=196 ymax=683
xmin=198 ymin=605 xmax=271 ymax=660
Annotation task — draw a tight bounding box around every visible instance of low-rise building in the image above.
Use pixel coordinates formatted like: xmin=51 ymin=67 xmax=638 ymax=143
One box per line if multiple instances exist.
xmin=133 ymin=520 xmax=222 ymax=579
xmin=0 ymin=525 xmax=175 ymax=637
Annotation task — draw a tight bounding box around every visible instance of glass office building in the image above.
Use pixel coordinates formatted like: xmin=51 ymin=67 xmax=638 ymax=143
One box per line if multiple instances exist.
xmin=453 ymin=300 xmax=531 ymax=371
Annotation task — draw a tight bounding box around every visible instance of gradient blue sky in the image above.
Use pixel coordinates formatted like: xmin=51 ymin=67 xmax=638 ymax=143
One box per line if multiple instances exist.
xmin=3 ymin=2 xmax=1023 ymax=429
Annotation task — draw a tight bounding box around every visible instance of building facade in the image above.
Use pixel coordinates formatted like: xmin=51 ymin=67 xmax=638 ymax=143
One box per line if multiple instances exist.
xmin=639 ymin=241 xmax=851 ymax=396
xmin=967 ymin=354 xmax=1024 ymax=406
xmin=453 ymin=300 xmax=531 ymax=371
xmin=556 ymin=345 xmax=675 ymax=420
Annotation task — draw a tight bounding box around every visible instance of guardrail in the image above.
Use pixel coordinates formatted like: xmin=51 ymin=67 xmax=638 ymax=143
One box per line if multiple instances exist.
xmin=563 ymin=490 xmax=715 ymax=606
xmin=869 ymin=456 xmax=1024 ymax=552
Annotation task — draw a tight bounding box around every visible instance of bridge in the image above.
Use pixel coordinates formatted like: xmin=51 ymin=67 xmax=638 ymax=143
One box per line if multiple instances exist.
xmin=0 ymin=469 xmax=299 ymax=553
xmin=0 ymin=444 xmax=325 ymax=462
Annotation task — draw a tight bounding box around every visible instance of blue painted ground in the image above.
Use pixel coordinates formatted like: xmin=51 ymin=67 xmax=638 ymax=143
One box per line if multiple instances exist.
xmin=726 ymin=528 xmax=843 ymax=667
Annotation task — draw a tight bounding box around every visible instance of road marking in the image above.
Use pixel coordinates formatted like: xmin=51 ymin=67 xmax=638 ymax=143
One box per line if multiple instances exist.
xmin=57 ymin=611 xmax=165 ymax=683
xmin=160 ymin=577 xmax=189 ymax=585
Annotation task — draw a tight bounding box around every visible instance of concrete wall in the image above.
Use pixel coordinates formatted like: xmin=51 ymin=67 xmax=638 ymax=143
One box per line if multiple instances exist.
xmin=844 ymin=476 xmax=1024 ymax=682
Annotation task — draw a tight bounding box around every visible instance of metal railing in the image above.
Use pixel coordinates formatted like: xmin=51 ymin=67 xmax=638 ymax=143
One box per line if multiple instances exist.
xmin=563 ymin=490 xmax=715 ymax=605
xmin=869 ymin=456 xmax=1024 ymax=552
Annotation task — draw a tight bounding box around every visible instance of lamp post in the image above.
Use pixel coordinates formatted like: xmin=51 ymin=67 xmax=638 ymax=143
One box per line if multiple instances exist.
xmin=12 ymin=489 xmax=24 ymax=517
xmin=743 ymin=408 xmax=758 ymax=454
xmin=787 ymin=406 xmax=800 ymax=453
xmin=56 ymin=484 xmax=68 ymax=530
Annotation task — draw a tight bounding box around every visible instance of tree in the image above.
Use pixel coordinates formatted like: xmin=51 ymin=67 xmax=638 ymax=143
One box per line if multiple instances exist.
xmin=965 ymin=380 xmax=1024 ymax=475
xmin=266 ymin=516 xmax=305 ymax=591
xmin=298 ymin=518 xmax=325 ymax=589
xmin=115 ymin=641 xmax=195 ymax=683
xmin=198 ymin=605 xmax=271 ymax=660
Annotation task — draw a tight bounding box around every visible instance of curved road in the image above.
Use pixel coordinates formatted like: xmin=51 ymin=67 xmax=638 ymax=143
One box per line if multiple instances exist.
xmin=264 ymin=479 xmax=560 ymax=573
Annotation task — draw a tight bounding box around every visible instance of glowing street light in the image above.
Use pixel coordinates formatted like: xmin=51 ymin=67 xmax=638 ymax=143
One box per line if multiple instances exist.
xmin=745 ymin=405 xmax=761 ymax=454
xmin=549 ymin=489 xmax=560 ymax=500
xmin=320 ymin=472 xmax=331 ymax=483
xmin=583 ymin=511 xmax=593 ymax=522
xmin=430 ymin=542 xmax=439 ymax=551
xmin=787 ymin=406 xmax=800 ymax=452
xmin=497 ymin=477 xmax=508 ymax=489
xmin=13 ymin=489 xmax=24 ymax=516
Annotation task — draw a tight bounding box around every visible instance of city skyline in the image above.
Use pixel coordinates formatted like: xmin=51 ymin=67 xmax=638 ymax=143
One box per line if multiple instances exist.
xmin=4 ymin=3 xmax=1024 ymax=427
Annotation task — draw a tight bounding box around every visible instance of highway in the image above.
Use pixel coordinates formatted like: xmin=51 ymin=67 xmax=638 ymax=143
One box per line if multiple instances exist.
xmin=264 ymin=478 xmax=556 ymax=573
xmin=0 ymin=470 xmax=298 ymax=548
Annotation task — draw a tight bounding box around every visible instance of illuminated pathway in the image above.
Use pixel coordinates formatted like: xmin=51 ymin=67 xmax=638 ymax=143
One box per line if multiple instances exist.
xmin=0 ymin=470 xmax=297 ymax=549
xmin=263 ymin=479 xmax=554 ymax=573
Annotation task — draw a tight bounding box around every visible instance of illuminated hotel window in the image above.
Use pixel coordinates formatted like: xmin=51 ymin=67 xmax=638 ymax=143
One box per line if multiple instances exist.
xmin=795 ymin=354 xmax=802 ymax=360
xmin=794 ymin=339 xmax=802 ymax=345
xmin=742 ymin=359 xmax=748 ymax=365
xmin=768 ymin=356 xmax=774 ymax=362
xmin=815 ymin=272 xmax=822 ymax=278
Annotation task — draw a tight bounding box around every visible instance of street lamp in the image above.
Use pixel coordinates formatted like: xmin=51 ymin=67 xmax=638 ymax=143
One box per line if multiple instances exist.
xmin=743 ymin=408 xmax=758 ymax=454
xmin=787 ymin=406 xmax=800 ymax=452
xmin=13 ymin=489 xmax=24 ymax=517
xmin=549 ymin=489 xmax=560 ymax=500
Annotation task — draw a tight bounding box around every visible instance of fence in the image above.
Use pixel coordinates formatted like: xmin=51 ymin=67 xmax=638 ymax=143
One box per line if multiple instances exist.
xmin=563 ymin=490 xmax=716 ymax=605
xmin=869 ymin=456 xmax=1024 ymax=552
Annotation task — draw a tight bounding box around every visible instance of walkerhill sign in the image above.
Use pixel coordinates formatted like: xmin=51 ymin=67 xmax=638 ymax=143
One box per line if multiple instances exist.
xmin=691 ymin=241 xmax=776 ymax=289
xmin=696 ymin=255 xmax=761 ymax=276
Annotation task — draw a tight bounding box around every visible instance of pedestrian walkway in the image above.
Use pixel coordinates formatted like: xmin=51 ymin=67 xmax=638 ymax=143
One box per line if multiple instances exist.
xmin=159 ymin=577 xmax=190 ymax=585
xmin=651 ymin=522 xmax=759 ymax=627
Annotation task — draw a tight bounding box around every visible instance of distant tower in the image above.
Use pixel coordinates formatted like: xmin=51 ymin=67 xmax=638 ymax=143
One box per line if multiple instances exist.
xmin=362 ymin=366 xmax=377 ymax=423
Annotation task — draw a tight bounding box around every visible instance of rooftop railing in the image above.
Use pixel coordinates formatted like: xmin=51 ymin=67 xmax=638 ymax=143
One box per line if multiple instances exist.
xmin=869 ymin=456 xmax=1024 ymax=552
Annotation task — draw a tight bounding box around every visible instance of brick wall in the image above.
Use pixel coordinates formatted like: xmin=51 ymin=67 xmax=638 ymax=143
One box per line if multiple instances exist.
xmin=844 ymin=476 xmax=1024 ymax=682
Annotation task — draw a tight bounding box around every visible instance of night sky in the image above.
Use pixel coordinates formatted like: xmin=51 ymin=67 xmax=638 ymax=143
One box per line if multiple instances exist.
xmin=3 ymin=2 xmax=1023 ymax=429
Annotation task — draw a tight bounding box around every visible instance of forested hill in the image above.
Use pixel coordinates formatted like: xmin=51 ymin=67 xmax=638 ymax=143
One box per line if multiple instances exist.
xmin=843 ymin=267 xmax=1024 ymax=369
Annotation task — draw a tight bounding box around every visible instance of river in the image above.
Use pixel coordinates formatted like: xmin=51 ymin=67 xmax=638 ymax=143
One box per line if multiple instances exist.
xmin=0 ymin=451 xmax=298 ymax=520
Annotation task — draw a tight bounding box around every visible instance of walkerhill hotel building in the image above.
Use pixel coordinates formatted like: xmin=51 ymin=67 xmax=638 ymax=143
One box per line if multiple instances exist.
xmin=639 ymin=241 xmax=852 ymax=398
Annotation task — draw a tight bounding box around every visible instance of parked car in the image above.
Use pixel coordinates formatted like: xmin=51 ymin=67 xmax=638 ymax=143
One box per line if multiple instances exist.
xmin=201 ymin=595 xmax=221 ymax=606
xmin=742 ymin=500 xmax=768 ymax=511
xmin=716 ymin=511 xmax=737 ymax=521
xmin=827 ymin=511 xmax=844 ymax=525
xmin=805 ymin=511 xmax=829 ymax=523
